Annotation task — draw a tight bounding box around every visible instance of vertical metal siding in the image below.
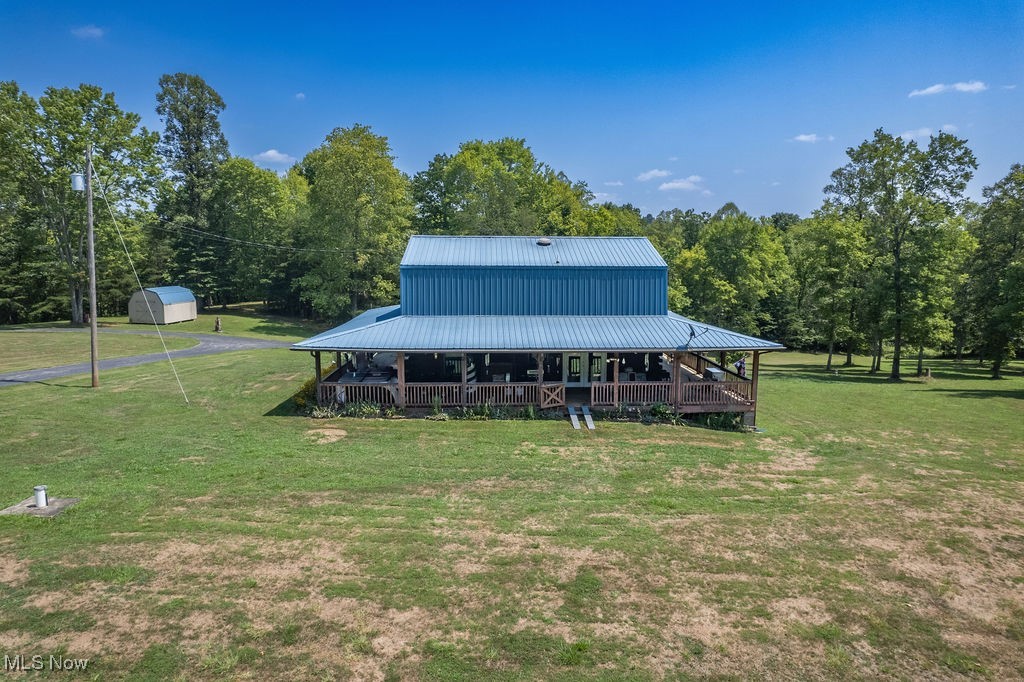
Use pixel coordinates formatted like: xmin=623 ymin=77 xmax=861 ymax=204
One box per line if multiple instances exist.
xmin=401 ymin=266 xmax=668 ymax=315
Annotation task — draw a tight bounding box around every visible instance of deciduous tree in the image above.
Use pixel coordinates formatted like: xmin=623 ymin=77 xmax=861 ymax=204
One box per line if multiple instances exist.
xmin=155 ymin=73 xmax=230 ymax=305
xmin=297 ymin=124 xmax=412 ymax=319
xmin=0 ymin=81 xmax=159 ymax=323
xmin=825 ymin=129 xmax=976 ymax=379
xmin=969 ymin=164 xmax=1024 ymax=378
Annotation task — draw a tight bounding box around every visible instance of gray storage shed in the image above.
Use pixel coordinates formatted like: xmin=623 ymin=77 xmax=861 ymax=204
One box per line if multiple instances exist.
xmin=128 ymin=286 xmax=197 ymax=324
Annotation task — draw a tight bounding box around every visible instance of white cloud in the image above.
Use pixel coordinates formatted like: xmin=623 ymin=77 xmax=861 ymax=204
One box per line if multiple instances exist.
xmin=295 ymin=92 xmax=306 ymax=100
xmin=792 ymin=133 xmax=834 ymax=143
xmin=701 ymin=189 xmax=713 ymax=197
xmin=636 ymin=169 xmax=671 ymax=182
xmin=668 ymin=156 xmax=679 ymax=162
xmin=593 ymin=192 xmax=614 ymax=201
xmin=941 ymin=123 xmax=958 ymax=133
xmin=71 ymin=24 xmax=104 ymax=39
xmin=1002 ymin=84 xmax=1017 ymax=90
xmin=901 ymin=127 xmax=933 ymax=140
xmin=658 ymin=175 xmax=704 ymax=192
xmin=909 ymin=80 xmax=988 ymax=97
xmin=254 ymin=149 xmax=297 ymax=165
xmin=603 ymin=180 xmax=623 ymax=187
xmin=770 ymin=181 xmax=782 ymax=187
xmin=733 ymin=168 xmax=745 ymax=175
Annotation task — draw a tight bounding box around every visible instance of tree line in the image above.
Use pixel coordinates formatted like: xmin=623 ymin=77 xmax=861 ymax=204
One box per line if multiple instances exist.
xmin=1 ymin=75 xmax=1021 ymax=378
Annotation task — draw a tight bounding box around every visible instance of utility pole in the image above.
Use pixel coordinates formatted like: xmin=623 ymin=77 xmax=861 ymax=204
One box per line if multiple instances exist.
xmin=86 ymin=145 xmax=98 ymax=388
xmin=72 ymin=146 xmax=99 ymax=388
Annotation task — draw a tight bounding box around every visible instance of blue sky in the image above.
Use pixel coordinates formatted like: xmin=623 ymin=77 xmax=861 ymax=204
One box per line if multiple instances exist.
xmin=3 ymin=1 xmax=1022 ymax=217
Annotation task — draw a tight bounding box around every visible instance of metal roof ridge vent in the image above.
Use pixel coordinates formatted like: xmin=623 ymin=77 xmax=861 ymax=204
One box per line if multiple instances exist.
xmin=536 ymin=237 xmax=552 ymax=246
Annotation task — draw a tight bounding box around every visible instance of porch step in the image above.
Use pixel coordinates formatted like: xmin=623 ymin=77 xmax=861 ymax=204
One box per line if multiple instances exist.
xmin=581 ymin=405 xmax=596 ymax=430
xmin=567 ymin=405 xmax=581 ymax=430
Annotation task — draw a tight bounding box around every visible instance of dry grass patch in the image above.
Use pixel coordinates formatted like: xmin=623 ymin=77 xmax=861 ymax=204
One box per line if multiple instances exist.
xmin=307 ymin=427 xmax=348 ymax=443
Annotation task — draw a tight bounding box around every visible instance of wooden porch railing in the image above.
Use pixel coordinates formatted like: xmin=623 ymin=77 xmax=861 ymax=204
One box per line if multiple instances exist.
xmin=317 ymin=377 xmax=754 ymax=412
xmin=319 ymin=382 xmax=397 ymax=406
xmin=319 ymin=381 xmax=548 ymax=407
xmin=678 ymin=381 xmax=753 ymax=409
xmin=591 ymin=382 xmax=615 ymax=405
xmin=405 ymin=382 xmax=462 ymax=407
xmin=468 ymin=382 xmax=538 ymax=406
xmin=592 ymin=381 xmax=673 ymax=405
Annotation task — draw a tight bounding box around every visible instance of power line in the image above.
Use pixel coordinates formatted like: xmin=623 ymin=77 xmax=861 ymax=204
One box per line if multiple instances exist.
xmin=142 ymin=214 xmax=402 ymax=256
xmin=94 ymin=177 xmax=190 ymax=405
xmin=142 ymin=219 xmax=345 ymax=254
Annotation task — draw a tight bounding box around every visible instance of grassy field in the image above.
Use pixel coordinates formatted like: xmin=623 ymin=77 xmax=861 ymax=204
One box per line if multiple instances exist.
xmin=0 ymin=332 xmax=197 ymax=374
xmin=0 ymin=333 xmax=1021 ymax=679
xmin=6 ymin=302 xmax=323 ymax=342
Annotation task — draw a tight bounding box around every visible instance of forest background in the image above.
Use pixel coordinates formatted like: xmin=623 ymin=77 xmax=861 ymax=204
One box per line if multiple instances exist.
xmin=1 ymin=75 xmax=1021 ymax=379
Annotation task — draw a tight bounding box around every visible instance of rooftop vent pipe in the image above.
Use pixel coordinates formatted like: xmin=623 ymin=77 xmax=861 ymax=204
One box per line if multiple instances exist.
xmin=536 ymin=237 xmax=551 ymax=246
xmin=33 ymin=485 xmax=48 ymax=508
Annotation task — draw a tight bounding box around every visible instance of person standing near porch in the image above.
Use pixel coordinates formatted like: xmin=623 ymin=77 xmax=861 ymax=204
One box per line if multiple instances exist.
xmin=734 ymin=355 xmax=746 ymax=378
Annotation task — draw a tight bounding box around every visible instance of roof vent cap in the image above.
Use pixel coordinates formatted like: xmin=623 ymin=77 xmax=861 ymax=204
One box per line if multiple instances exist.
xmin=536 ymin=237 xmax=552 ymax=247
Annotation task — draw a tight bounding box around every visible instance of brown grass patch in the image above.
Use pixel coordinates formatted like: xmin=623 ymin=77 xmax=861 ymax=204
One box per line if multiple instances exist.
xmin=0 ymin=554 xmax=29 ymax=586
xmin=307 ymin=427 xmax=348 ymax=443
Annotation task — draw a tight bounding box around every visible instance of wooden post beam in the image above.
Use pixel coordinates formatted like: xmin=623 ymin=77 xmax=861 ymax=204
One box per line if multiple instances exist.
xmin=313 ymin=351 xmax=322 ymax=405
xmin=612 ymin=352 xmax=620 ymax=405
xmin=461 ymin=352 xmax=468 ymax=406
xmin=671 ymin=352 xmax=682 ymax=408
xmin=396 ymin=352 xmax=406 ymax=408
xmin=751 ymin=351 xmax=761 ymax=426
xmin=535 ymin=352 xmax=544 ymax=405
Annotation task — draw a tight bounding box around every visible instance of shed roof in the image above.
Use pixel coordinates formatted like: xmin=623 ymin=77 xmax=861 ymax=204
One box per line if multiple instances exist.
xmin=400 ymin=235 xmax=666 ymax=268
xmin=292 ymin=306 xmax=784 ymax=353
xmin=144 ymin=286 xmax=195 ymax=305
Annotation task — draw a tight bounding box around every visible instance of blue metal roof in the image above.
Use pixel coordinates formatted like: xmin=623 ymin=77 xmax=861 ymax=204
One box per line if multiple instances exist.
xmin=145 ymin=286 xmax=195 ymax=305
xmin=292 ymin=306 xmax=784 ymax=353
xmin=400 ymin=236 xmax=667 ymax=268
xmin=400 ymin=267 xmax=667 ymax=316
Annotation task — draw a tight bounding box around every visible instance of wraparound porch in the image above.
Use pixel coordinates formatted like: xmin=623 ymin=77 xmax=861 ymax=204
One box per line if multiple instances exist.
xmin=312 ymin=350 xmax=762 ymax=420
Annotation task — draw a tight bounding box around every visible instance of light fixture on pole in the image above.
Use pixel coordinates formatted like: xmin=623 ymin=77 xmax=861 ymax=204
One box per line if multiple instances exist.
xmin=71 ymin=145 xmax=99 ymax=388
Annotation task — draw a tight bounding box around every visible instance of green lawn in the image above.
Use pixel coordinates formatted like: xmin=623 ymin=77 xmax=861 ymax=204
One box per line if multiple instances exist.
xmin=0 ymin=339 xmax=1021 ymax=680
xmin=0 ymin=331 xmax=197 ymax=373
xmin=94 ymin=311 xmax=320 ymax=341
xmin=6 ymin=302 xmax=325 ymax=343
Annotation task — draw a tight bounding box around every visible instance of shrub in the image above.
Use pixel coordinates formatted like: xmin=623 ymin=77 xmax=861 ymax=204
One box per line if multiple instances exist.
xmin=689 ymin=411 xmax=745 ymax=431
xmin=453 ymin=402 xmax=494 ymax=420
xmin=338 ymin=401 xmax=381 ymax=418
xmin=291 ymin=362 xmax=337 ymax=412
xmin=310 ymin=404 xmax=340 ymax=419
xmin=649 ymin=402 xmax=675 ymax=422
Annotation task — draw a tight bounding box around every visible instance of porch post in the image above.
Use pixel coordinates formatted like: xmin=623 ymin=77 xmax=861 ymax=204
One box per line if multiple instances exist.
xmin=612 ymin=352 xmax=620 ymax=405
xmin=750 ymin=351 xmax=761 ymax=425
xmin=535 ymin=353 xmax=543 ymax=405
xmin=671 ymin=352 xmax=682 ymax=408
xmin=461 ymin=352 xmax=468 ymax=406
xmin=335 ymin=351 xmax=342 ymax=368
xmin=313 ymin=351 xmax=322 ymax=405
xmin=718 ymin=350 xmax=727 ymax=367
xmin=396 ymin=352 xmax=406 ymax=408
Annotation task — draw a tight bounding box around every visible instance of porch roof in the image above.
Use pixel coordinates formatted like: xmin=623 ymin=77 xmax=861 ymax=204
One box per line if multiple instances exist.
xmin=292 ymin=306 xmax=784 ymax=353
